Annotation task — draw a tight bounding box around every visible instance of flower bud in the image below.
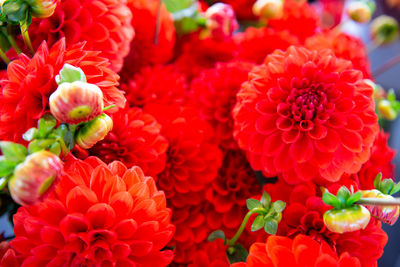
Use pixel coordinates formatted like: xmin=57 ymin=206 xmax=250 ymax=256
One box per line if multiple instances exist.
xmin=346 ymin=1 xmax=373 ymax=23
xmin=29 ymin=0 xmax=57 ymax=18
xmin=252 ymin=0 xmax=283 ymax=19
xmin=378 ymin=99 xmax=397 ymax=120
xmin=205 ymin=3 xmax=239 ymax=41
xmin=49 ymin=81 xmax=104 ymax=124
xmin=323 ymin=205 xmax=371 ymax=234
xmin=8 ymin=150 xmax=63 ymax=206
xmin=371 ymin=15 xmax=399 ymax=45
xmin=76 ymin=114 xmax=113 ymax=149
xmin=362 ymin=189 xmax=399 ymax=225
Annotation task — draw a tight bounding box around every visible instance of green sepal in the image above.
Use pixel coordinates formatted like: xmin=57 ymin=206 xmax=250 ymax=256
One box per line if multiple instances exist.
xmin=0 ymin=31 xmax=11 ymax=52
xmin=49 ymin=142 xmax=61 ymax=156
xmin=251 ymin=215 xmax=264 ymax=232
xmin=337 ymin=186 xmax=351 ymax=207
xmin=390 ymin=182 xmax=400 ymax=195
xmin=374 ymin=173 xmax=382 ymax=190
xmin=346 ymin=191 xmax=362 ymax=206
xmin=23 ymin=127 xmax=38 ymax=142
xmin=322 ymin=191 xmax=341 ymax=208
xmin=28 ymin=139 xmax=57 ymax=154
xmin=0 ymin=141 xmax=27 ymax=163
xmin=163 ymin=0 xmax=195 ymax=13
xmin=55 ymin=63 xmax=87 ymax=84
xmin=1 ymin=0 xmax=29 ymax=23
xmin=0 ymin=159 xmax=17 ymax=177
xmin=208 ymin=230 xmax=226 ymax=242
xmin=264 ymin=218 xmax=278 ymax=235
xmin=226 ymin=243 xmax=248 ymax=264
xmin=0 ymin=177 xmax=8 ymax=191
xmin=272 ymin=200 xmax=286 ymax=213
xmin=246 ymin=198 xmax=262 ymax=210
xmin=38 ymin=114 xmax=57 ymax=138
xmin=380 ymin=179 xmax=394 ymax=195
xmin=260 ymin=191 xmax=271 ymax=208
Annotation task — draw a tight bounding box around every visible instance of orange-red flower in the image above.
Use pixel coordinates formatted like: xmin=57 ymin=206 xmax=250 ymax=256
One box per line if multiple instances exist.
xmin=233 ymin=46 xmax=379 ymax=184
xmin=190 ymin=61 xmax=255 ymax=149
xmin=6 ymin=156 xmax=175 ymax=266
xmin=0 ymin=39 xmax=124 ymax=143
xmin=188 ymin=239 xmax=229 ymax=267
xmin=25 ymin=0 xmax=135 ymax=72
xmin=88 ymin=107 xmax=169 ymax=178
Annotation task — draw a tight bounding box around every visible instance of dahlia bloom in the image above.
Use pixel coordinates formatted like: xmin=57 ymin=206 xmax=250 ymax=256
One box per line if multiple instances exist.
xmin=5 ymin=156 xmax=175 ymax=266
xmin=233 ymin=46 xmax=379 ymax=184
xmin=25 ymin=0 xmax=134 ymax=72
xmin=268 ymin=0 xmax=320 ymax=41
xmin=187 ymin=239 xmax=229 ymax=267
xmin=0 ymin=39 xmax=124 ymax=143
xmin=234 ymin=27 xmax=299 ymax=64
xmin=231 ymin=235 xmax=362 ymax=267
xmin=121 ymin=64 xmax=188 ymax=109
xmin=88 ymin=107 xmax=169 ymax=178
xmin=190 ymin=61 xmax=255 ymax=149
xmin=305 ymin=31 xmax=372 ymax=79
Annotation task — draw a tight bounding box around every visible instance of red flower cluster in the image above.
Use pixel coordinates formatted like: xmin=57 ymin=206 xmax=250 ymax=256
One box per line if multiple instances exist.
xmin=3 ymin=156 xmax=175 ymax=266
xmin=233 ymin=46 xmax=379 ymax=184
xmin=188 ymin=239 xmax=229 ymax=267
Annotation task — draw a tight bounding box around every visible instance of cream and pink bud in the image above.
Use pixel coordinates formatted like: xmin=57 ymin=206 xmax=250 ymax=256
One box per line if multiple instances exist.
xmin=362 ymin=189 xmax=399 ymax=225
xmin=346 ymin=1 xmax=373 ymax=23
xmin=49 ymin=81 xmax=104 ymax=125
xmin=29 ymin=0 xmax=57 ymax=18
xmin=75 ymin=114 xmax=113 ymax=149
xmin=8 ymin=150 xmax=63 ymax=206
xmin=205 ymin=3 xmax=239 ymax=41
xmin=253 ymin=0 xmax=283 ymax=19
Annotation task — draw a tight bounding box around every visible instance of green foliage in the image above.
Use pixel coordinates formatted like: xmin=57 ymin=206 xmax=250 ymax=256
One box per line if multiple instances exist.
xmin=55 ymin=64 xmax=87 ymax=84
xmin=38 ymin=114 xmax=57 ymax=138
xmin=0 ymin=141 xmax=27 ymax=163
xmin=226 ymin=243 xmax=248 ymax=264
xmin=264 ymin=218 xmax=278 ymax=235
xmin=246 ymin=198 xmax=262 ymax=210
xmin=163 ymin=0 xmax=194 ymax=13
xmin=251 ymin=215 xmax=264 ymax=231
xmin=373 ymin=172 xmax=400 ymax=195
xmin=208 ymin=230 xmax=226 ymax=242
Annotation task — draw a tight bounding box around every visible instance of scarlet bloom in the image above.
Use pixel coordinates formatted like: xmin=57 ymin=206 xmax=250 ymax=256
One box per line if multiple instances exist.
xmin=88 ymin=107 xmax=169 ymax=178
xmin=305 ymin=31 xmax=372 ymax=79
xmin=268 ymin=0 xmax=320 ymax=41
xmin=26 ymin=0 xmax=135 ymax=72
xmin=188 ymin=239 xmax=229 ymax=267
xmin=231 ymin=235 xmax=362 ymax=267
xmin=121 ymin=64 xmax=188 ymax=108
xmin=233 ymin=46 xmax=379 ymax=184
xmin=234 ymin=27 xmax=299 ymax=64
xmin=120 ymin=0 xmax=175 ymax=79
xmin=190 ymin=61 xmax=255 ymax=149
xmin=5 ymin=156 xmax=175 ymax=266
xmin=0 ymin=39 xmax=124 ymax=143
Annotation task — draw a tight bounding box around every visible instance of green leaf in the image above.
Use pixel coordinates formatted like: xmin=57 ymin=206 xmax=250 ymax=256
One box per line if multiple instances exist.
xmin=390 ymin=181 xmax=400 ymax=195
xmin=0 ymin=160 xmax=16 ymax=177
xmin=0 ymin=177 xmax=7 ymax=191
xmin=208 ymin=230 xmax=226 ymax=242
xmin=23 ymin=127 xmax=38 ymax=142
xmin=272 ymin=200 xmax=286 ymax=213
xmin=175 ymin=16 xmax=201 ymax=34
xmin=251 ymin=215 xmax=264 ymax=232
xmin=246 ymin=198 xmax=262 ymax=210
xmin=374 ymin=172 xmax=382 ymax=190
xmin=337 ymin=186 xmax=351 ymax=207
xmin=0 ymin=141 xmax=27 ymax=163
xmin=226 ymin=243 xmax=248 ymax=264
xmin=322 ymin=191 xmax=341 ymax=208
xmin=163 ymin=0 xmax=194 ymax=13
xmin=264 ymin=218 xmax=278 ymax=235
xmin=387 ymin=89 xmax=396 ymax=102
xmin=346 ymin=191 xmax=362 ymax=206
xmin=380 ymin=179 xmax=394 ymax=195
xmin=49 ymin=142 xmax=61 ymax=156
xmin=260 ymin=192 xmax=271 ymax=208
xmin=0 ymin=31 xmax=11 ymax=52
xmin=55 ymin=63 xmax=87 ymax=84
xmin=38 ymin=114 xmax=57 ymax=138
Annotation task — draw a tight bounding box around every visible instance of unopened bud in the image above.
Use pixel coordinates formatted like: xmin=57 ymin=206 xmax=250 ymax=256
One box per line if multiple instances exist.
xmin=8 ymin=150 xmax=63 ymax=206
xmin=76 ymin=114 xmax=113 ymax=149
xmin=371 ymin=15 xmax=399 ymax=45
xmin=30 ymin=0 xmax=57 ymax=18
xmin=378 ymin=99 xmax=397 ymax=120
xmin=253 ymin=0 xmax=283 ymax=19
xmin=362 ymin=189 xmax=399 ymax=225
xmin=346 ymin=1 xmax=373 ymax=23
xmin=205 ymin=3 xmax=239 ymax=41
xmin=49 ymin=81 xmax=104 ymax=124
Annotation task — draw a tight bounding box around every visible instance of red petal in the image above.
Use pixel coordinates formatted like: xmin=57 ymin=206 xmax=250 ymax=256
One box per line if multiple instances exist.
xmin=290 ymin=134 xmax=313 ymax=163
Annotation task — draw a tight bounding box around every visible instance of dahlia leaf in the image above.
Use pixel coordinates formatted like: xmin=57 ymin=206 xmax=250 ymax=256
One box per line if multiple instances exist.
xmin=322 ymin=191 xmax=340 ymax=208
xmin=264 ymin=218 xmax=278 ymax=235
xmin=0 ymin=141 xmax=27 ymax=163
xmin=272 ymin=200 xmax=286 ymax=213
xmin=0 ymin=177 xmax=7 ymax=190
xmin=246 ymin=198 xmax=262 ymax=210
xmin=390 ymin=182 xmax=400 ymax=195
xmin=49 ymin=142 xmax=61 ymax=157
xmin=208 ymin=230 xmax=226 ymax=242
xmin=23 ymin=128 xmax=38 ymax=142
xmin=163 ymin=0 xmax=195 ymax=13
xmin=251 ymin=215 xmax=264 ymax=232
xmin=38 ymin=114 xmax=57 ymax=138
xmin=55 ymin=64 xmax=87 ymax=84
xmin=0 ymin=160 xmax=16 ymax=177
xmin=260 ymin=191 xmax=271 ymax=208
xmin=226 ymin=243 xmax=248 ymax=264
xmin=380 ymin=179 xmax=394 ymax=195
xmin=346 ymin=191 xmax=362 ymax=206
xmin=374 ymin=173 xmax=382 ymax=190
xmin=0 ymin=31 xmax=11 ymax=52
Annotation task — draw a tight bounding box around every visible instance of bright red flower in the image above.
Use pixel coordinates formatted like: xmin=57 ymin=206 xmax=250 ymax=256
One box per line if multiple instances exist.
xmin=0 ymin=39 xmax=124 ymax=143
xmin=268 ymin=0 xmax=320 ymax=42
xmin=120 ymin=0 xmax=175 ymax=79
xmin=305 ymin=31 xmax=372 ymax=79
xmin=7 ymin=156 xmax=175 ymax=266
xmin=234 ymin=27 xmax=299 ymax=64
xmin=88 ymin=107 xmax=169 ymax=178
xmin=121 ymin=64 xmax=188 ymax=108
xmin=26 ymin=0 xmax=135 ymax=72
xmin=231 ymin=235 xmax=362 ymax=267
xmin=190 ymin=61 xmax=255 ymax=149
xmin=233 ymin=46 xmax=379 ymax=184
xmin=188 ymin=239 xmax=229 ymax=267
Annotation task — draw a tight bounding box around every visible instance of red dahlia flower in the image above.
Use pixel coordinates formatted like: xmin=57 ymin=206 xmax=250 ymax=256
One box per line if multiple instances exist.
xmin=26 ymin=0 xmax=135 ymax=72
xmin=268 ymin=0 xmax=320 ymax=42
xmin=234 ymin=27 xmax=299 ymax=64
xmin=120 ymin=0 xmax=175 ymax=79
xmin=190 ymin=61 xmax=255 ymax=149
xmin=5 ymin=156 xmax=175 ymax=266
xmin=188 ymin=239 xmax=229 ymax=267
xmin=305 ymin=31 xmax=372 ymax=79
xmin=121 ymin=64 xmax=188 ymax=109
xmin=231 ymin=235 xmax=362 ymax=267
xmin=0 ymin=39 xmax=124 ymax=143
xmin=233 ymin=46 xmax=379 ymax=184
xmin=88 ymin=107 xmax=169 ymax=178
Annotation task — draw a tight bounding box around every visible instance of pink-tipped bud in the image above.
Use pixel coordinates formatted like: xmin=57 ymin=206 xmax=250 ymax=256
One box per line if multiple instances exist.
xmin=49 ymin=81 xmax=104 ymax=125
xmin=30 ymin=0 xmax=57 ymax=18
xmin=253 ymin=0 xmax=283 ymax=19
xmin=75 ymin=114 xmax=113 ymax=149
xmin=205 ymin=3 xmax=239 ymax=41
xmin=346 ymin=1 xmax=373 ymax=23
xmin=8 ymin=150 xmax=63 ymax=206
xmin=362 ymin=189 xmax=400 ymax=225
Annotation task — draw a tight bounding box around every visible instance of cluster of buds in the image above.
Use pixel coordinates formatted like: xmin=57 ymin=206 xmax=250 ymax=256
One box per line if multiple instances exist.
xmin=252 ymin=0 xmax=283 ymax=20
xmin=346 ymin=0 xmax=375 ymax=23
xmin=369 ymin=79 xmax=400 ymax=121
xmin=370 ymin=15 xmax=399 ymax=45
xmin=1 ymin=0 xmax=57 ymax=21
xmin=204 ymin=3 xmax=238 ymax=41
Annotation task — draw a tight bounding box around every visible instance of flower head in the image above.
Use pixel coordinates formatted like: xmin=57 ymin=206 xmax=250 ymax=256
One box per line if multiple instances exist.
xmin=233 ymin=46 xmax=379 ymax=184
xmin=9 ymin=156 xmax=175 ymax=266
xmin=188 ymin=239 xmax=229 ymax=267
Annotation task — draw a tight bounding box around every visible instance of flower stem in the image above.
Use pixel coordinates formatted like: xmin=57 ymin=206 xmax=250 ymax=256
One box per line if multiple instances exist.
xmin=357 ymin=197 xmax=400 ymax=206
xmin=20 ymin=22 xmax=34 ymax=55
xmin=7 ymin=32 xmax=22 ymax=54
xmin=227 ymin=207 xmax=266 ymax=247
xmin=154 ymin=0 xmax=162 ymax=45
xmin=372 ymin=54 xmax=400 ymax=77
xmin=0 ymin=47 xmax=10 ymax=64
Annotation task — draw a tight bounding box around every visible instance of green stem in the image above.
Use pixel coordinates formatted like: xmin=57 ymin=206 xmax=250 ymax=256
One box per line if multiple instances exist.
xmin=20 ymin=22 xmax=34 ymax=54
xmin=0 ymin=46 xmax=10 ymax=64
xmin=7 ymin=33 xmax=21 ymax=54
xmin=103 ymin=104 xmax=116 ymax=111
xmin=227 ymin=207 xmax=266 ymax=247
xmin=357 ymin=197 xmax=400 ymax=206
xmin=153 ymin=0 xmax=162 ymax=45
